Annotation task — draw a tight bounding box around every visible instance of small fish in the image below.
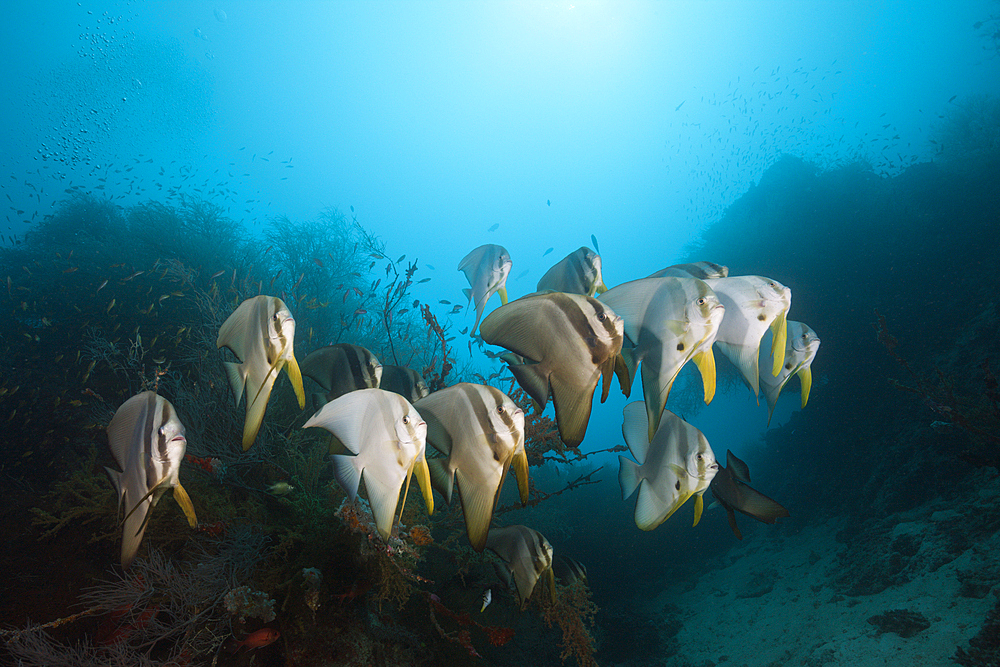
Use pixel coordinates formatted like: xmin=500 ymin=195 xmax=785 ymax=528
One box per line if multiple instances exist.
xmin=217 ymin=295 xmax=305 ymax=450
xmin=303 ymin=389 xmax=434 ymax=540
xmin=268 ymin=481 xmax=295 ymax=495
xmin=106 ymin=298 xmax=116 ymax=313
xmin=481 ymin=588 xmax=492 ymax=612
xmin=210 ymin=269 xmax=225 ymax=280
xmin=458 ymin=244 xmax=512 ymax=336
xmin=62 ymin=267 xmax=78 ymax=274
xmin=234 ymin=627 xmax=280 ymax=651
xmin=104 ymin=391 xmax=198 ymax=568
xmin=487 ymin=223 xmax=500 ymax=232
xmin=313 ymin=257 xmax=324 ymax=268
xmin=546 ymin=199 xmax=550 ymax=206
xmin=618 ymin=403 xmax=719 ymax=530
xmin=542 ymin=247 xmax=553 ymax=257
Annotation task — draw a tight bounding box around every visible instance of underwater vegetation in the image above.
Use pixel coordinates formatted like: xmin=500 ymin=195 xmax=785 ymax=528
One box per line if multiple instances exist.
xmin=2 ymin=94 xmax=1000 ymax=666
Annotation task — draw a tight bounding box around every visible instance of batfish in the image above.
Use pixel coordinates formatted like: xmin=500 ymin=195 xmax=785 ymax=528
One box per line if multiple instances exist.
xmin=380 ymin=364 xmax=430 ymax=404
xmin=760 ymin=321 xmax=820 ymax=425
xmin=618 ymin=402 xmax=719 ymax=530
xmin=303 ymin=388 xmax=433 ymax=540
xmin=415 ymin=383 xmax=528 ymax=551
xmin=479 ymin=291 xmax=623 ymax=447
xmin=486 ymin=525 xmax=555 ymax=608
xmin=704 ymin=275 xmax=791 ymax=397
xmin=217 ymin=295 xmax=305 ymax=450
xmin=300 ymin=343 xmax=381 ymax=407
xmin=709 ymin=450 xmax=789 ymax=539
xmin=536 ymin=246 xmax=608 ymax=297
xmin=104 ymin=391 xmax=197 ymax=568
xmin=458 ymin=244 xmax=511 ymax=335
xmin=599 ymin=276 xmax=724 ymax=440
xmin=648 ymin=261 xmax=728 ymax=280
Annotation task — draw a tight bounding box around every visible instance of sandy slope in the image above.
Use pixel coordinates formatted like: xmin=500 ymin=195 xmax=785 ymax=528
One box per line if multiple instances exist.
xmin=649 ymin=482 xmax=1000 ymax=667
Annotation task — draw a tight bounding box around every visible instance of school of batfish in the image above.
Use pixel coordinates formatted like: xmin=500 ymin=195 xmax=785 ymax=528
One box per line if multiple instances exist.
xmin=103 ymin=242 xmax=818 ymax=606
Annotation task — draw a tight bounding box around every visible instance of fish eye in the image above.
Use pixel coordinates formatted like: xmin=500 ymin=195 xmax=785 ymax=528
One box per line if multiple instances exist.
xmin=697 ymin=297 xmax=706 ymax=305
xmin=696 ymin=453 xmax=703 ymax=460
xmin=596 ymin=312 xmax=606 ymax=321
xmin=402 ymin=415 xmax=410 ymax=425
xmin=496 ymin=404 xmax=505 ymax=414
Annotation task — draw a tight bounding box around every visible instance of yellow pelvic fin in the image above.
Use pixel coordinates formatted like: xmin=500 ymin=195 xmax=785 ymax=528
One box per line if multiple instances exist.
xmin=692 ymin=493 xmax=704 ymax=527
xmin=798 ymin=366 xmax=813 ymax=408
xmin=413 ymin=456 xmax=435 ymax=516
xmin=513 ymin=450 xmax=530 ymax=505
xmin=770 ymin=310 xmax=787 ymax=376
xmin=498 ymin=286 xmax=509 ymax=305
xmin=172 ymin=482 xmax=198 ymax=528
xmin=285 ymin=352 xmax=306 ymax=409
xmin=692 ymin=348 xmax=717 ymax=404
xmin=120 ymin=478 xmax=167 ymax=528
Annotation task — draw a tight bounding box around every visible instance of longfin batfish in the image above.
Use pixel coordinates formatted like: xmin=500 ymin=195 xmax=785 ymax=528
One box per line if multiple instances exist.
xmin=760 ymin=321 xmax=820 ymax=425
xmin=104 ymin=391 xmax=197 ymax=568
xmin=536 ymin=247 xmax=608 ymax=296
xmin=709 ymin=450 xmax=788 ymax=539
xmin=300 ymin=343 xmax=381 ymax=407
xmin=380 ymin=364 xmax=430 ymax=404
xmin=553 ymin=554 xmax=588 ymax=585
xmin=599 ymin=277 xmax=724 ymax=440
xmin=486 ymin=525 xmax=555 ymax=608
xmin=217 ymin=295 xmax=305 ymax=450
xmin=704 ymin=275 xmax=791 ymax=397
xmin=458 ymin=244 xmax=512 ymax=335
xmin=416 ymin=383 xmax=528 ymax=551
xmin=618 ymin=403 xmax=719 ymax=531
xmin=479 ymin=292 xmax=623 ymax=448
xmin=303 ymin=388 xmax=433 ymax=540
xmin=648 ymin=261 xmax=729 ymax=280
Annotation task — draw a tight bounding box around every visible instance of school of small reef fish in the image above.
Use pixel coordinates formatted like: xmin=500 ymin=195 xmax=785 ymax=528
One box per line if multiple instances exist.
xmin=103 ymin=240 xmax=819 ymax=607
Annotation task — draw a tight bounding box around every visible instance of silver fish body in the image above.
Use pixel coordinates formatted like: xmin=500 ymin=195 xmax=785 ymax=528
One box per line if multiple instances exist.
xmin=458 ymin=244 xmax=512 ymax=335
xmin=536 ymin=246 xmax=607 ymax=297
xmin=760 ymin=321 xmax=820 ymax=425
xmin=480 ymin=291 xmax=624 ymax=447
xmin=415 ymin=383 xmax=528 ymax=551
xmin=618 ymin=403 xmax=719 ymax=531
xmin=485 ymin=525 xmax=555 ymax=608
xmin=217 ymin=295 xmax=305 ymax=450
xmin=303 ymin=388 xmax=433 ymax=540
xmin=105 ymin=391 xmax=197 ymax=568
xmin=704 ymin=275 xmax=791 ymax=397
xmin=599 ymin=276 xmax=724 ymax=439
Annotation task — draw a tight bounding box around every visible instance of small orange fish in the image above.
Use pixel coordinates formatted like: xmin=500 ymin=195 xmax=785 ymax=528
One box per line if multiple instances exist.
xmin=63 ymin=267 xmax=78 ymax=273
xmin=235 ymin=627 xmax=280 ymax=651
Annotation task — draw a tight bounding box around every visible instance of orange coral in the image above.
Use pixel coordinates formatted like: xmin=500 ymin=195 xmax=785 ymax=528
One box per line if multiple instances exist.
xmin=407 ymin=525 xmax=433 ymax=546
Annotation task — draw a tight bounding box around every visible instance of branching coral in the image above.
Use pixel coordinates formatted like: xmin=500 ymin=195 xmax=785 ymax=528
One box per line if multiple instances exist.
xmin=537 ymin=579 xmax=600 ymax=667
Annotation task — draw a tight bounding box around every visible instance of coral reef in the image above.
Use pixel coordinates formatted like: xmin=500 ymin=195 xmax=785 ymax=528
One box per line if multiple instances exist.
xmin=538 ymin=578 xmax=599 ymax=667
